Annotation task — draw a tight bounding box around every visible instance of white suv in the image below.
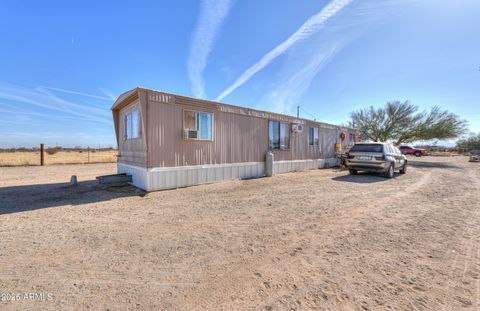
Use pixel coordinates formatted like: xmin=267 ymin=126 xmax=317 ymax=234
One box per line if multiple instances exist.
xmin=346 ymin=142 xmax=407 ymax=178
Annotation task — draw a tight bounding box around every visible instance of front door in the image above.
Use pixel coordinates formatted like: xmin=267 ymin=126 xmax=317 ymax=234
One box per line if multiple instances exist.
xmin=394 ymin=147 xmax=404 ymax=168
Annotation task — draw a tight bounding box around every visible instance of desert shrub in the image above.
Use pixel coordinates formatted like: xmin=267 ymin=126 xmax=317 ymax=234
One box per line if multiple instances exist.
xmin=46 ymin=147 xmax=62 ymax=155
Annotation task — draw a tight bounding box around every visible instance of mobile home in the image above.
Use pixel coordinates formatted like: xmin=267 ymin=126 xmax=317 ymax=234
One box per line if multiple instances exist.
xmin=112 ymin=87 xmax=357 ymax=191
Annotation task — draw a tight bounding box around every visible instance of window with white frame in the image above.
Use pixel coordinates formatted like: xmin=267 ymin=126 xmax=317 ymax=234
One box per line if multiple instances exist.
xmin=269 ymin=121 xmax=290 ymax=150
xmin=309 ymin=127 xmax=319 ymax=146
xmin=349 ymin=133 xmax=356 ymax=146
xmin=183 ymin=110 xmax=213 ymax=140
xmin=124 ymin=108 xmax=141 ymax=140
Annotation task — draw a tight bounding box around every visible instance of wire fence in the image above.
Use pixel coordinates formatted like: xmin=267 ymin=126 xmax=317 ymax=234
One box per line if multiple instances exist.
xmin=0 ymin=148 xmax=118 ymax=167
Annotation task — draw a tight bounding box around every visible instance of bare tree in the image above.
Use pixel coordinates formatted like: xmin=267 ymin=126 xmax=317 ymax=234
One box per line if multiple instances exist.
xmin=350 ymin=101 xmax=468 ymax=145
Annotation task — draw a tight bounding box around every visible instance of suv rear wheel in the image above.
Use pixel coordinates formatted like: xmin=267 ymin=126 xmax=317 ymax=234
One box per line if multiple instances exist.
xmin=399 ymin=163 xmax=407 ymax=174
xmin=414 ymin=151 xmax=421 ymax=157
xmin=384 ymin=164 xmax=394 ymax=178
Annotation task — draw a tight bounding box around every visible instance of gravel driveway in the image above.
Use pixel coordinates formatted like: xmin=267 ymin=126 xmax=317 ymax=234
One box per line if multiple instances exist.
xmin=0 ymin=157 xmax=479 ymax=310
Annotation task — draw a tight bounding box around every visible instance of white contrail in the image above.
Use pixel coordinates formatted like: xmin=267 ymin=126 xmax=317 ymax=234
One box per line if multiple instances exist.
xmin=216 ymin=0 xmax=353 ymax=101
xmin=98 ymin=88 xmax=118 ymax=100
xmin=187 ymin=0 xmax=233 ymax=99
xmin=262 ymin=42 xmax=344 ymax=115
xmin=0 ymin=83 xmax=111 ymax=124
xmin=40 ymin=86 xmax=113 ymax=100
xmin=259 ymin=0 xmax=415 ymax=116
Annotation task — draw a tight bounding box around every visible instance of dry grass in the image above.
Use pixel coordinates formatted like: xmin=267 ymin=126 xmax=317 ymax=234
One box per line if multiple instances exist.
xmin=429 ymin=151 xmax=460 ymax=157
xmin=0 ymin=150 xmax=117 ymax=166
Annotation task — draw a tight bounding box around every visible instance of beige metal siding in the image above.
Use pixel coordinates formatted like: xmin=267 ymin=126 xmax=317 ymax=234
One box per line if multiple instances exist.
xmin=118 ymin=100 xmax=147 ymax=166
xmin=145 ymin=92 xmax=336 ymax=168
xmin=112 ymin=88 xmax=357 ymax=169
xmin=146 ymin=94 xmax=269 ymax=168
xmin=320 ymin=127 xmax=339 ymax=158
xmin=272 ymin=121 xmax=322 ymax=161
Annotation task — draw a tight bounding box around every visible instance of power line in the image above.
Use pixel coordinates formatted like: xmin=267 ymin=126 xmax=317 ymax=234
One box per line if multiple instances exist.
xmin=298 ymin=106 xmax=318 ymax=120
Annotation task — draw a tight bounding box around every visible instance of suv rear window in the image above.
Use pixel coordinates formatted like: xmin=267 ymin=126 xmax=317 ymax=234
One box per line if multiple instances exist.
xmin=350 ymin=144 xmax=384 ymax=153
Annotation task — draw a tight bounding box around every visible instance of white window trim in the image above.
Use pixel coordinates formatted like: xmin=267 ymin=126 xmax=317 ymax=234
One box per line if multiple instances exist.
xmin=309 ymin=127 xmax=320 ymax=146
xmin=124 ymin=107 xmax=142 ymax=141
xmin=269 ymin=120 xmax=291 ymax=150
xmin=183 ymin=109 xmax=214 ymax=141
xmin=348 ymin=133 xmax=356 ymax=146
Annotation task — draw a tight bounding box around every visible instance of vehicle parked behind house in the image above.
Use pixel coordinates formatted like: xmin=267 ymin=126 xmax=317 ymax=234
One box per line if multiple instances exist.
xmin=399 ymin=145 xmax=427 ymax=157
xmin=346 ymin=142 xmax=407 ymax=178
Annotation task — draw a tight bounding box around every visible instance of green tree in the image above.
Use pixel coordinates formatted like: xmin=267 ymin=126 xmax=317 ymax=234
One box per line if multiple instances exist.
xmin=350 ymin=101 xmax=468 ymax=145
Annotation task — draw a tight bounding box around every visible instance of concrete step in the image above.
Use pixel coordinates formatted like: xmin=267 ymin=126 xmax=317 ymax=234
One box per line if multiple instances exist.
xmin=96 ymin=173 xmax=132 ymax=185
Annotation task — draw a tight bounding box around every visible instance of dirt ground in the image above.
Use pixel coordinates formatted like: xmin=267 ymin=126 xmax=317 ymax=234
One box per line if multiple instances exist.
xmin=0 ymin=157 xmax=479 ymax=310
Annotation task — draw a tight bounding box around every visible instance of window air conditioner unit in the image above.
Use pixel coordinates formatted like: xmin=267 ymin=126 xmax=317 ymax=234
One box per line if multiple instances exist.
xmin=183 ymin=129 xmax=198 ymax=139
xmin=292 ymin=124 xmax=304 ymax=133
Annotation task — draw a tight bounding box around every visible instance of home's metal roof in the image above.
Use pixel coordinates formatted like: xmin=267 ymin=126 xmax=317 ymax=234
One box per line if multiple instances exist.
xmin=111 ymin=86 xmax=357 ymax=131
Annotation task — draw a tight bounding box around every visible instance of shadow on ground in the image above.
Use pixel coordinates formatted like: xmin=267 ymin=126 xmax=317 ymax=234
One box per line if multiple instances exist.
xmin=331 ymin=172 xmax=395 ymax=183
xmin=408 ymin=160 xmax=460 ymax=169
xmin=0 ymin=180 xmax=145 ymax=215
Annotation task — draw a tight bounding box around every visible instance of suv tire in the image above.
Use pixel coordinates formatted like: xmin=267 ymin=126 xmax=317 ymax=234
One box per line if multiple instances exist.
xmin=399 ymin=163 xmax=407 ymax=174
xmin=384 ymin=164 xmax=394 ymax=179
xmin=414 ymin=151 xmax=421 ymax=157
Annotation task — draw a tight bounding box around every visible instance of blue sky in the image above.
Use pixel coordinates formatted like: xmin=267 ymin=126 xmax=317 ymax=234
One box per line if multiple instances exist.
xmin=0 ymin=0 xmax=479 ymax=148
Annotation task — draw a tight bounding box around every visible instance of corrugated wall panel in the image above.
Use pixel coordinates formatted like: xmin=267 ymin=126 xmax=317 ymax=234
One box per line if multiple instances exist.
xmin=141 ymin=91 xmax=349 ymax=168
xmin=320 ymin=127 xmax=338 ymax=159
xmin=118 ymin=163 xmax=148 ymax=190
xmin=146 ymin=162 xmax=265 ymax=190
xmin=118 ymin=100 xmax=147 ymax=166
xmin=147 ymin=95 xmax=270 ymax=168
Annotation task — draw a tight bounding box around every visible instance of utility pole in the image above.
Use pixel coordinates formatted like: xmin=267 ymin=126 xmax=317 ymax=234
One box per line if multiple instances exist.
xmin=297 ymin=106 xmax=300 ymax=119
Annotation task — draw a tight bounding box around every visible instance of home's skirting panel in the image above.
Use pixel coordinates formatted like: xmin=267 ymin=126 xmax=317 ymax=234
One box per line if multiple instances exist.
xmin=147 ymin=162 xmax=265 ymax=191
xmin=118 ymin=158 xmax=338 ymax=191
xmin=273 ymin=159 xmax=325 ymax=174
xmin=324 ymin=157 xmax=339 ymax=168
xmin=117 ymin=162 xmax=148 ymax=190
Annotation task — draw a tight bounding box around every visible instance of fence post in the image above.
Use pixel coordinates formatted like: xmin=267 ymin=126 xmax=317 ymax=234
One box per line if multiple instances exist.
xmin=88 ymin=147 xmax=90 ymax=163
xmin=40 ymin=143 xmax=45 ymax=166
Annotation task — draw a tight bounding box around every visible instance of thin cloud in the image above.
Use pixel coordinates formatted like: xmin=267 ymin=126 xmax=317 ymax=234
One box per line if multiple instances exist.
xmin=261 ymin=43 xmax=344 ymax=115
xmin=41 ymin=86 xmax=113 ymax=101
xmin=260 ymin=0 xmax=416 ymax=115
xmin=35 ymin=87 xmax=110 ymax=116
xmin=0 ymin=105 xmax=108 ymax=124
xmin=216 ymin=0 xmax=353 ymax=101
xmin=98 ymin=88 xmax=118 ymax=101
xmin=0 ymin=83 xmax=111 ymax=124
xmin=188 ymin=0 xmax=233 ymax=99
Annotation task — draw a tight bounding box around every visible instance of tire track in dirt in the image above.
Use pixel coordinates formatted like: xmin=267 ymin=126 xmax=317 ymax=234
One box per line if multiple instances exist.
xmin=477 ymin=244 xmax=480 ymax=311
xmin=301 ymin=164 xmax=476 ymax=311
xmin=168 ymin=166 xmax=436 ymax=310
xmin=441 ymin=166 xmax=480 ymax=311
xmin=2 ymin=157 xmax=478 ymax=311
